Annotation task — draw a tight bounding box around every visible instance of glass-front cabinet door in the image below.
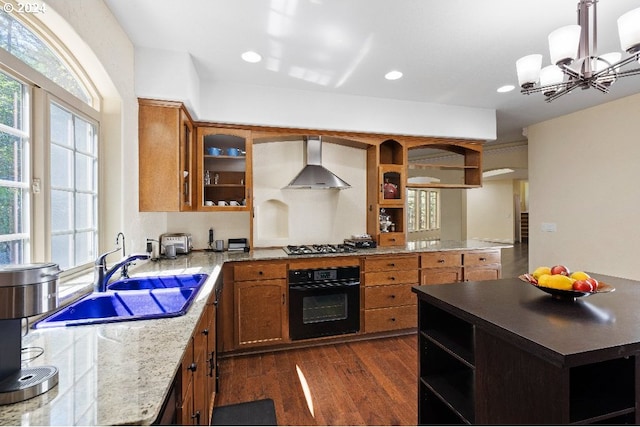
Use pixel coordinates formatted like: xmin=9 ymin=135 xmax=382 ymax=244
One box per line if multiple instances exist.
xmin=196 ymin=127 xmax=252 ymax=211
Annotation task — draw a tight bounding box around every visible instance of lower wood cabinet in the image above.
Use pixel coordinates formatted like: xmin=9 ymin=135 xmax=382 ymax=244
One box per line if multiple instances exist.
xmin=420 ymin=249 xmax=501 ymax=286
xmin=463 ymin=250 xmax=501 ymax=281
xmin=177 ymin=293 xmax=217 ymax=425
xmin=363 ymin=254 xmax=419 ymax=333
xmin=233 ymin=262 xmax=288 ymax=349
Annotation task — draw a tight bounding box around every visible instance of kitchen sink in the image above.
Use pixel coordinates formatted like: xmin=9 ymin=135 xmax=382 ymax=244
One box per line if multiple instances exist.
xmin=34 ymin=274 xmax=209 ymax=328
xmin=106 ymin=273 xmax=208 ymax=291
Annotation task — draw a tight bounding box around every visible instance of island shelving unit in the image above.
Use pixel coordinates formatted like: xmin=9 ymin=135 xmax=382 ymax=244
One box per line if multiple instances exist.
xmin=413 ymin=274 xmax=640 ymax=425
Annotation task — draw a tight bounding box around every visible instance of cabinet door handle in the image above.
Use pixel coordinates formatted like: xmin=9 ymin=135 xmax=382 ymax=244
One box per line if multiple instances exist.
xmin=188 ymin=362 xmax=197 ymax=372
xmin=202 ymin=328 xmax=209 ymax=336
xmin=208 ymin=352 xmax=215 ymax=377
xmin=282 ymin=293 xmax=285 ymax=305
xmin=192 ymin=411 xmax=201 ymax=424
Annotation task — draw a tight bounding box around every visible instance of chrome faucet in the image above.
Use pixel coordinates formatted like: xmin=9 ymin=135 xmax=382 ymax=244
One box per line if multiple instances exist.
xmin=94 ymin=247 xmax=150 ymax=292
xmin=116 ymin=232 xmax=128 ymax=278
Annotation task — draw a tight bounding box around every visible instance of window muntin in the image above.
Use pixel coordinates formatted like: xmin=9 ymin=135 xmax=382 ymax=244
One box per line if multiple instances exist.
xmin=0 ymin=70 xmax=28 ymax=264
xmin=50 ymin=102 xmax=97 ymax=270
xmin=0 ymin=9 xmax=91 ymax=105
xmin=408 ymin=188 xmax=440 ymax=233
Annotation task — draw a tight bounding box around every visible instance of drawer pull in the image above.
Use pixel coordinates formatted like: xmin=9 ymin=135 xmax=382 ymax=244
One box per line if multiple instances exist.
xmin=389 ymin=263 xmax=395 ymax=267
xmin=188 ymin=362 xmax=197 ymax=372
xmin=479 ymin=257 xmax=487 ymax=261
xmin=258 ymin=270 xmax=264 ymax=275
xmin=202 ymin=328 xmax=209 ymax=336
xmin=390 ymin=276 xmax=396 ymax=281
xmin=438 ymin=259 xmax=445 ymax=263
xmin=391 ymin=317 xmax=396 ymax=322
xmin=390 ymin=294 xmax=396 ymax=299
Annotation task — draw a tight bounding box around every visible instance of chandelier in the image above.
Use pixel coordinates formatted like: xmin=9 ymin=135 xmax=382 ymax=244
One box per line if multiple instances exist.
xmin=516 ymin=0 xmax=640 ymax=102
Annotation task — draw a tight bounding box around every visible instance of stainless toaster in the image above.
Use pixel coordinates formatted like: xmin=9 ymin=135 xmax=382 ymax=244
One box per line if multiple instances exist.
xmin=160 ymin=233 xmax=192 ymax=254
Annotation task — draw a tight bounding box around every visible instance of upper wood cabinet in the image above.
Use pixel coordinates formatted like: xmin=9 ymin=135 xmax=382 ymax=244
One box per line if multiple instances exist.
xmin=406 ymin=141 xmax=482 ymax=189
xmin=367 ymin=139 xmax=407 ymax=247
xmin=195 ymin=127 xmax=252 ymax=211
xmin=138 ymin=98 xmax=194 ymax=212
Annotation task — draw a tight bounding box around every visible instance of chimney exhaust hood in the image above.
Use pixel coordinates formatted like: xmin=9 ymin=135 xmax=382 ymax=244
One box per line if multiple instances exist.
xmin=285 ymin=136 xmax=351 ymax=190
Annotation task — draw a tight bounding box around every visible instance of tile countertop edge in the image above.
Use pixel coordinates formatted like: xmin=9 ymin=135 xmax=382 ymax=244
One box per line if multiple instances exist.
xmin=0 ymin=240 xmax=510 ymax=426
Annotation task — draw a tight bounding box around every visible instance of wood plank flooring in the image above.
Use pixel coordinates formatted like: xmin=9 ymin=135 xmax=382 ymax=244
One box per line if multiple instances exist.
xmin=214 ymin=335 xmax=418 ymax=426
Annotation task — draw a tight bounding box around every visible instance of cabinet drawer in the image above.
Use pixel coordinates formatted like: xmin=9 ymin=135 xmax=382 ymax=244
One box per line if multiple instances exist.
xmin=421 ymin=252 xmax=462 ymax=268
xmin=364 ymin=255 xmax=419 ymax=272
xmin=378 ymin=232 xmax=406 ymax=246
xmin=364 ymin=269 xmax=419 ymax=286
xmin=421 ymin=267 xmax=463 ymax=285
xmin=365 ymin=306 xmax=417 ymax=333
xmin=233 ymin=263 xmax=286 ymax=281
xmin=463 ymin=250 xmax=501 ymax=267
xmin=365 ymin=284 xmax=415 ymax=309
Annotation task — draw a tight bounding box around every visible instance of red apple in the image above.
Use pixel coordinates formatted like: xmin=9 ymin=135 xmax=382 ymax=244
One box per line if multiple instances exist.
xmin=551 ymin=265 xmax=571 ymax=276
xmin=573 ymin=279 xmax=594 ymax=292
xmin=585 ymin=277 xmax=599 ymax=290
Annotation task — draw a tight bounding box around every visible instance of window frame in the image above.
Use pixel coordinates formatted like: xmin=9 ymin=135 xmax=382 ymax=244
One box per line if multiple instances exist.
xmin=407 ymin=188 xmax=440 ymax=233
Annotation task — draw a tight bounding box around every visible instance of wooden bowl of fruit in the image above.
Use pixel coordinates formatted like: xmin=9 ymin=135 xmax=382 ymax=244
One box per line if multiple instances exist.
xmin=519 ymin=265 xmax=615 ymax=301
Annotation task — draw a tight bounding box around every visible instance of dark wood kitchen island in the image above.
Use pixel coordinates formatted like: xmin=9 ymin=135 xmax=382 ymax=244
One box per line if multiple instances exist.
xmin=412 ymin=274 xmax=640 ymax=425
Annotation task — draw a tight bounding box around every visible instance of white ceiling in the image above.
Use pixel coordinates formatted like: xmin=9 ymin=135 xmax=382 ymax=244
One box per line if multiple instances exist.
xmin=104 ymin=0 xmax=640 ymax=145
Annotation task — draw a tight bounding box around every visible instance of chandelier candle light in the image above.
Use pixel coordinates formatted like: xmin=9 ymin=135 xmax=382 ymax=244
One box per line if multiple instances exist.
xmin=516 ymin=0 xmax=640 ymax=102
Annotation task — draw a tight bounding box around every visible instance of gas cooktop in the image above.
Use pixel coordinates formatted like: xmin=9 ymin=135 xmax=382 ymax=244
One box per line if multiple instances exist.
xmin=283 ymin=244 xmax=357 ymax=256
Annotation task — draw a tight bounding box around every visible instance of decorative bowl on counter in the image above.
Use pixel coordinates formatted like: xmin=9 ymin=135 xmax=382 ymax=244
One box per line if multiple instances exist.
xmin=519 ymin=274 xmax=615 ymax=301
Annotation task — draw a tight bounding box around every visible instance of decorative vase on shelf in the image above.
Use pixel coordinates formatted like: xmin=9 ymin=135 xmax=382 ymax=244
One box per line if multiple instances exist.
xmin=383 ymin=178 xmax=398 ymax=199
xmin=379 ymin=208 xmax=392 ymax=233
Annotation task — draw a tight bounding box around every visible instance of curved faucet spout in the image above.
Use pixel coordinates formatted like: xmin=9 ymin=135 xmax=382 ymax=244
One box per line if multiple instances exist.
xmin=94 ymin=251 xmax=150 ymax=292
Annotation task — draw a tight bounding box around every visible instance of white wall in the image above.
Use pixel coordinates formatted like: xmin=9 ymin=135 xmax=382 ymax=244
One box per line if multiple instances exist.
xmin=528 ymin=93 xmax=640 ymax=280
xmin=467 ymin=180 xmax=514 ymax=243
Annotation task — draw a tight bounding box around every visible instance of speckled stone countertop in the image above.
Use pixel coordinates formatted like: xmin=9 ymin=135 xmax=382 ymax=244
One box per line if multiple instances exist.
xmin=0 ymin=239 xmax=509 ymax=425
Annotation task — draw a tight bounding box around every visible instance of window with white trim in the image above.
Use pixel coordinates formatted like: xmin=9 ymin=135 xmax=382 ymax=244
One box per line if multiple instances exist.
xmin=0 ymin=8 xmax=99 ymax=271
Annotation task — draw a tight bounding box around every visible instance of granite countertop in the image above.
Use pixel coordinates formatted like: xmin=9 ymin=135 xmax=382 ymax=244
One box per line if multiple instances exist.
xmin=0 ymin=239 xmax=510 ymax=425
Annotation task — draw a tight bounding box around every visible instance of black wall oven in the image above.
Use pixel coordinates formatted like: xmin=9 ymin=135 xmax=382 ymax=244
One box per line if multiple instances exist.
xmin=288 ymin=266 xmax=360 ymax=341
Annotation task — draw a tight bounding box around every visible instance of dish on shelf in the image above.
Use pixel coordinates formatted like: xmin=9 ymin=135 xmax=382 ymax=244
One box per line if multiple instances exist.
xmin=518 ymin=274 xmax=615 ymax=300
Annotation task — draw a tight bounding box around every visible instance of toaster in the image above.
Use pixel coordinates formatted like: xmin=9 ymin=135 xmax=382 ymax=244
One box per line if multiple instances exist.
xmin=160 ymin=233 xmax=192 ymax=254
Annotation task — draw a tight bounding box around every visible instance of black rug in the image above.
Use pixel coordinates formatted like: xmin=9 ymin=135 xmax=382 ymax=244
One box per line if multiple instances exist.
xmin=211 ymin=398 xmax=277 ymax=426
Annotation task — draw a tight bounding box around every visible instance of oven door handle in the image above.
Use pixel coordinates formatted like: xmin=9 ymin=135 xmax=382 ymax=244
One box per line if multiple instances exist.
xmin=290 ymin=280 xmax=360 ymax=291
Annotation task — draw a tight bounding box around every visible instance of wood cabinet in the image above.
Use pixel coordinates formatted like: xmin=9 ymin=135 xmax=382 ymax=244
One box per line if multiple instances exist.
xmin=420 ymin=250 xmax=500 ymax=286
xmin=363 ymin=254 xmax=419 ymax=333
xmin=196 ymin=127 xmax=252 ymax=211
xmin=233 ymin=262 xmax=288 ymax=348
xmin=138 ymin=98 xmax=194 ymax=212
xmin=406 ymin=141 xmax=483 ymax=189
xmin=414 ymin=275 xmax=640 ymax=424
xmin=178 ymin=291 xmax=217 ymax=425
xmin=463 ymin=249 xmax=501 ymax=282
xmin=367 ymin=140 xmax=407 ymax=247
xmin=420 ymin=251 xmax=463 ymax=285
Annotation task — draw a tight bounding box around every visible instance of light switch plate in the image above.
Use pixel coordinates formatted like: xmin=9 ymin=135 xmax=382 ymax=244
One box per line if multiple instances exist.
xmin=541 ymin=222 xmax=557 ymax=232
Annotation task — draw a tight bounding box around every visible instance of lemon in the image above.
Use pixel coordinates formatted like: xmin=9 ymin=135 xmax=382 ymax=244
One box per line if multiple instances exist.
xmin=532 ymin=266 xmax=551 ymax=280
xmin=546 ymin=274 xmax=575 ymax=290
xmin=570 ymin=271 xmax=590 ymax=281
xmin=537 ymin=274 xmax=551 ymax=287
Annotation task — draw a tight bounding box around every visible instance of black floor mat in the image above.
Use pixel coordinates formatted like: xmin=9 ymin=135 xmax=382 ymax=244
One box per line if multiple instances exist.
xmin=211 ymin=398 xmax=277 ymax=426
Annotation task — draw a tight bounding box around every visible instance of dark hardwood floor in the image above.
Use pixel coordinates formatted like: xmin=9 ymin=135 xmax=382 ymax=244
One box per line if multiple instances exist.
xmin=214 ymin=243 xmax=528 ymax=426
xmin=214 ymin=335 xmax=418 ymax=426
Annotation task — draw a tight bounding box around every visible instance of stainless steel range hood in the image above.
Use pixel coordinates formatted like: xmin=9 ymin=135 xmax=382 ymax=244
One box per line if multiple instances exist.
xmin=285 ymin=136 xmax=351 ymax=190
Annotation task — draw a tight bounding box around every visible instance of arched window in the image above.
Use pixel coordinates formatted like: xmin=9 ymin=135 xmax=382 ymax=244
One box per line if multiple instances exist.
xmin=0 ymin=9 xmax=92 ymax=105
xmin=0 ymin=7 xmax=100 ymax=272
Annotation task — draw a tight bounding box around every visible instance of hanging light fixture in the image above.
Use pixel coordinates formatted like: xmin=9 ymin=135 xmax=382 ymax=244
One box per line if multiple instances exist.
xmin=516 ymin=1 xmax=640 ymax=102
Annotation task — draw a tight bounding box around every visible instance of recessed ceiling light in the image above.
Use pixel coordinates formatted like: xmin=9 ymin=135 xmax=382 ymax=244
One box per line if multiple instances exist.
xmin=241 ymin=51 xmax=262 ymax=63
xmin=497 ymin=84 xmax=515 ymax=93
xmin=385 ymin=70 xmax=403 ymax=80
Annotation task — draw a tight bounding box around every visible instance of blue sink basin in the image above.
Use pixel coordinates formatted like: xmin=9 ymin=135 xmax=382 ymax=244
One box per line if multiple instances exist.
xmin=34 ymin=274 xmax=209 ymax=328
xmin=107 ymin=273 xmax=208 ymax=291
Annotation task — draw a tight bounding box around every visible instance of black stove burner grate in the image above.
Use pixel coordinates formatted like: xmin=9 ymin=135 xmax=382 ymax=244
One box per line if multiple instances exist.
xmin=284 ymin=244 xmax=357 ymax=255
